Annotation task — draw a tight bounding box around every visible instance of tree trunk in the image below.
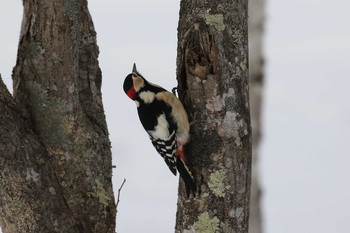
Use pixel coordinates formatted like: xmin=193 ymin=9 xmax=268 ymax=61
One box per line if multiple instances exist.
xmin=248 ymin=0 xmax=265 ymax=232
xmin=175 ymin=0 xmax=251 ymax=232
xmin=0 ymin=0 xmax=115 ymax=232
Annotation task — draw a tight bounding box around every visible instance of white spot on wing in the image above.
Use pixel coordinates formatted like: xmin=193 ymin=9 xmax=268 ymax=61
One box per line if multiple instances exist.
xmin=139 ymin=91 xmax=155 ymax=103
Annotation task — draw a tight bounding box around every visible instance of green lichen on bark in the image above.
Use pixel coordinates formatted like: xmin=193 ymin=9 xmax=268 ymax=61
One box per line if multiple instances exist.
xmin=240 ymin=59 xmax=247 ymax=71
xmin=88 ymin=179 xmax=110 ymax=206
xmin=26 ymin=81 xmax=70 ymax=148
xmin=50 ymin=52 xmax=62 ymax=64
xmin=208 ymin=168 xmax=229 ymax=197
xmin=28 ymin=42 xmax=45 ymax=60
xmin=205 ymin=13 xmax=225 ymax=31
xmin=29 ymin=13 xmax=37 ymax=37
xmin=194 ymin=212 xmax=220 ymax=233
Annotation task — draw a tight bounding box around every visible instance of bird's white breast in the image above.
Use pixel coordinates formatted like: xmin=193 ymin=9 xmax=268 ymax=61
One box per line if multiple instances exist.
xmin=148 ymin=113 xmax=170 ymax=140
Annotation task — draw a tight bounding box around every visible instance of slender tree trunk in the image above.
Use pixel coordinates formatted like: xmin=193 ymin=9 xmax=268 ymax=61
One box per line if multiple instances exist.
xmin=175 ymin=0 xmax=251 ymax=232
xmin=0 ymin=0 xmax=116 ymax=232
xmin=248 ymin=0 xmax=265 ymax=232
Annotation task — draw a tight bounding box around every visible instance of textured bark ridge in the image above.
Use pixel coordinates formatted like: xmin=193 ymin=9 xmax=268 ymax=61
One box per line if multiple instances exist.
xmin=0 ymin=0 xmax=115 ymax=232
xmin=175 ymin=0 xmax=251 ymax=232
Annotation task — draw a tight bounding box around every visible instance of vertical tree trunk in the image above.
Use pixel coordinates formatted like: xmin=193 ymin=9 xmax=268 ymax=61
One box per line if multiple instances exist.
xmin=248 ymin=0 xmax=265 ymax=233
xmin=0 ymin=75 xmax=87 ymax=232
xmin=175 ymin=0 xmax=251 ymax=232
xmin=0 ymin=0 xmax=115 ymax=232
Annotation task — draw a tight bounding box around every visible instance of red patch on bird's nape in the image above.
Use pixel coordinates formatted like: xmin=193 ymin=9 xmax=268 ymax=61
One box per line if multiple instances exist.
xmin=127 ymin=87 xmax=137 ymax=100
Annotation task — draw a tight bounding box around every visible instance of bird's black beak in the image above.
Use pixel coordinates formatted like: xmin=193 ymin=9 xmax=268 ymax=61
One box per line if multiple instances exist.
xmin=132 ymin=63 xmax=137 ymax=73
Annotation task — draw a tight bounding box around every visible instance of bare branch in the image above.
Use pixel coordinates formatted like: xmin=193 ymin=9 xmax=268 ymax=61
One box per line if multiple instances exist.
xmin=116 ymin=178 xmax=127 ymax=217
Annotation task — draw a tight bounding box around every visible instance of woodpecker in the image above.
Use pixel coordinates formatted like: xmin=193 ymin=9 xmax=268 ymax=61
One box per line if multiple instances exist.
xmin=123 ymin=64 xmax=196 ymax=196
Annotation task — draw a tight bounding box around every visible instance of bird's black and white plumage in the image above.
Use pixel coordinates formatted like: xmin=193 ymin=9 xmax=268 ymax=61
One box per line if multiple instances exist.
xmin=123 ymin=64 xmax=196 ymax=196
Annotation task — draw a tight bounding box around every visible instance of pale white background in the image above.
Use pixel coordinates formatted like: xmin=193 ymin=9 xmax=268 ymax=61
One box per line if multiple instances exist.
xmin=1 ymin=1 xmax=350 ymax=233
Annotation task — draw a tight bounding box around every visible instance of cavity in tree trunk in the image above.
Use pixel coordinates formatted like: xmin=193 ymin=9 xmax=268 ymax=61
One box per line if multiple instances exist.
xmin=0 ymin=0 xmax=115 ymax=232
xmin=175 ymin=0 xmax=252 ymax=232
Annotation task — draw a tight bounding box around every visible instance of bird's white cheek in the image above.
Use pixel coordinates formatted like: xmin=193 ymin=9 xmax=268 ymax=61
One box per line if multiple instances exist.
xmin=134 ymin=100 xmax=140 ymax=107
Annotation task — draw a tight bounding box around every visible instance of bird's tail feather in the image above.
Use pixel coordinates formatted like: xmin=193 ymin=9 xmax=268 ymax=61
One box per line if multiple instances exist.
xmin=176 ymin=158 xmax=196 ymax=197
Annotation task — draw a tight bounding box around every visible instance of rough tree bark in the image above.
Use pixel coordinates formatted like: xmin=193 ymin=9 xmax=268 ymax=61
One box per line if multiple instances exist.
xmin=248 ymin=0 xmax=265 ymax=233
xmin=175 ymin=0 xmax=251 ymax=232
xmin=0 ymin=0 xmax=115 ymax=232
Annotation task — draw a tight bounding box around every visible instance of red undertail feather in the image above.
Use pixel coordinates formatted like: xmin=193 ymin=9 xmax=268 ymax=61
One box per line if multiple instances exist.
xmin=176 ymin=148 xmax=186 ymax=162
xmin=176 ymin=144 xmax=196 ymax=197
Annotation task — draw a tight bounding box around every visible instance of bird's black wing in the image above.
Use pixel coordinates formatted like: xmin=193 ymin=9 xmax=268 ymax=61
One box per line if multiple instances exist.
xmin=137 ymin=97 xmax=178 ymax=175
